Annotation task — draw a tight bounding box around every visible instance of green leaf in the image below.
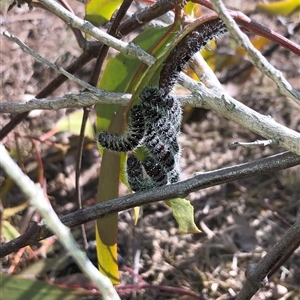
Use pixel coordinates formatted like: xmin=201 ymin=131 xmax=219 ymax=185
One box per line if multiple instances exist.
xmin=95 ymin=25 xmax=177 ymax=285
xmin=0 ymin=274 xmax=95 ymax=300
xmin=85 ymin=0 xmax=122 ymax=27
xmin=166 ymin=198 xmax=201 ymax=234
xmin=95 ymin=150 xmax=121 ymax=285
xmin=257 ymin=0 xmax=300 ymax=16
xmin=55 ymin=110 xmax=94 ymax=139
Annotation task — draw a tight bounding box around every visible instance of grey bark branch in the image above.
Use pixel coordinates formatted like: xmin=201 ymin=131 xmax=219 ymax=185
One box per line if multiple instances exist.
xmin=0 ymin=92 xmax=193 ymax=113
xmin=1 ymin=74 xmax=299 ymax=156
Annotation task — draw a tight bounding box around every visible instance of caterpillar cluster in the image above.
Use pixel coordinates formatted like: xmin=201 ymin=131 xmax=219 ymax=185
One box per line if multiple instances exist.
xmin=98 ymin=18 xmax=227 ymax=192
xmin=98 ymin=87 xmax=182 ymax=191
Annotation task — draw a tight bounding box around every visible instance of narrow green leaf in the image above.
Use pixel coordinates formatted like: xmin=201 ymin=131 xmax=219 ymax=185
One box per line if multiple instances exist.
xmin=96 ymin=150 xmax=121 ymax=285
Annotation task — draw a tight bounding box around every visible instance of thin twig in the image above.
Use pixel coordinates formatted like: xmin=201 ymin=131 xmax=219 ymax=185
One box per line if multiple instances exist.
xmin=210 ymin=0 xmax=300 ymax=105
xmin=179 ymin=55 xmax=300 ymax=156
xmin=38 ymin=0 xmax=155 ymax=66
xmin=236 ymin=218 xmax=300 ymax=300
xmin=75 ymin=107 xmax=90 ymax=250
xmin=118 ymin=0 xmax=174 ymax=34
xmin=0 ymin=150 xmax=299 ymax=258
xmin=228 ymin=140 xmax=275 ymax=149
xmin=0 ymin=52 xmax=93 ymax=141
xmin=89 ymin=0 xmax=134 ymax=87
xmin=0 ymin=92 xmax=132 ymax=113
xmin=3 ymin=31 xmax=101 ymax=94
xmin=56 ymin=0 xmax=86 ymax=48
xmin=0 ymin=144 xmax=120 ymax=300
xmin=117 ymin=283 xmax=201 ymax=299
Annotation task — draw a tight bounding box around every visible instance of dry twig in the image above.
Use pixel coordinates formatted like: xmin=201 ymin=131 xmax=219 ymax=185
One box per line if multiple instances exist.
xmin=0 ymin=151 xmax=299 ymax=258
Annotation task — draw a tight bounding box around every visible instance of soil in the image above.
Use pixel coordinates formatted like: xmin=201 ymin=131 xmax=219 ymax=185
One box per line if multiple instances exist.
xmin=0 ymin=1 xmax=299 ymax=299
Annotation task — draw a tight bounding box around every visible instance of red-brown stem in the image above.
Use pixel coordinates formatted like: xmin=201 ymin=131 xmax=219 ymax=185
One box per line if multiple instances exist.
xmin=192 ymin=0 xmax=300 ymax=56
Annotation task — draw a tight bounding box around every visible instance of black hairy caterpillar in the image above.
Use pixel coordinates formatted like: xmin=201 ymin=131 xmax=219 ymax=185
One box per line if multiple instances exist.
xmin=126 ymin=155 xmax=147 ymax=192
xmin=126 ymin=155 xmax=168 ymax=192
xmin=144 ymin=132 xmax=179 ymax=173
xmin=146 ymin=118 xmax=180 ymax=153
xmin=142 ymin=156 xmax=168 ymax=186
xmin=98 ymin=104 xmax=145 ymax=152
xmin=145 ymin=138 xmax=175 ymax=171
xmin=98 ymin=88 xmax=181 ymax=153
xmin=102 ymin=19 xmax=227 ymax=191
xmin=125 ymin=88 xmax=182 ymax=189
xmin=168 ymin=167 xmax=180 ymax=184
xmin=141 ymin=105 xmax=181 ymax=175
xmin=126 ymin=92 xmax=182 ymax=190
xmin=159 ymin=18 xmax=227 ymax=94
xmin=140 ymin=87 xmax=182 ymax=131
